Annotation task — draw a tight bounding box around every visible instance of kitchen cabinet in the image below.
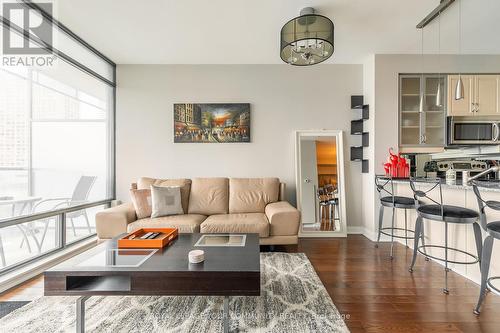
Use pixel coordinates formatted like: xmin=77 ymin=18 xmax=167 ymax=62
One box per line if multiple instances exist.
xmin=447 ymin=75 xmax=473 ymax=116
xmin=399 ymin=74 xmax=446 ymax=149
xmin=476 ymin=75 xmax=499 ymax=115
xmin=448 ymin=74 xmax=499 ymax=116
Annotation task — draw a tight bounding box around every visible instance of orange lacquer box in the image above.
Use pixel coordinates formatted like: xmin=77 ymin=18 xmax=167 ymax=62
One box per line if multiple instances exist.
xmin=117 ymin=228 xmax=178 ymax=249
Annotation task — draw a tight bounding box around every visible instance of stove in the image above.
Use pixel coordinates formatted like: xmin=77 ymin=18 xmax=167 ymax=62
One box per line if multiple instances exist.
xmin=435 ymin=160 xmax=487 ymax=172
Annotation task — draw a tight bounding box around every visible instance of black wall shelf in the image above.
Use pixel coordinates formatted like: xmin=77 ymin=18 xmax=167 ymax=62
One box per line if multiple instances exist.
xmin=350 ymin=95 xmax=369 ymax=174
xmin=352 ymin=103 xmax=369 ymax=118
xmin=350 ymin=119 xmax=364 ymax=135
xmin=362 ymin=132 xmax=369 ymax=147
xmin=362 ymin=160 xmax=369 ymax=173
xmin=350 ymin=146 xmax=363 ymax=161
xmin=351 ymin=95 xmax=364 ymax=109
xmin=360 ymin=105 xmax=369 ymax=120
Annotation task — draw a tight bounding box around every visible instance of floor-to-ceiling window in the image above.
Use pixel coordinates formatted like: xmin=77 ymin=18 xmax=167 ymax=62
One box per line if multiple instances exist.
xmin=0 ymin=1 xmax=115 ymax=274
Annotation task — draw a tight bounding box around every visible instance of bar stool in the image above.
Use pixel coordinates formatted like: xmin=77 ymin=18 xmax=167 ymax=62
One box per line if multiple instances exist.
xmin=317 ymin=188 xmax=330 ymax=223
xmin=324 ymin=184 xmax=340 ymax=223
xmin=409 ymin=177 xmax=482 ymax=294
xmin=375 ymin=175 xmax=420 ymax=259
xmin=472 ymin=181 xmax=500 ymax=315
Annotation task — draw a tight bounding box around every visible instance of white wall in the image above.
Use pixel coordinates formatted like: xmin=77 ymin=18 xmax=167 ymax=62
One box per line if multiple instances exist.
xmin=361 ymin=55 xmax=376 ymax=238
xmin=116 ymin=64 xmax=364 ymax=228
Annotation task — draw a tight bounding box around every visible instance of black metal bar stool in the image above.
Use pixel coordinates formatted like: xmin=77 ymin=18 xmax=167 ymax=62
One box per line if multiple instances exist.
xmin=472 ymin=181 xmax=500 ymax=315
xmin=375 ymin=175 xmax=420 ymax=259
xmin=324 ymin=184 xmax=340 ymax=223
xmin=409 ymin=178 xmax=482 ymax=294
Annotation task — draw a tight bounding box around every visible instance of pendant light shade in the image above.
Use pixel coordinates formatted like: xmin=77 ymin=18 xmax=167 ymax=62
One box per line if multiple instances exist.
xmin=419 ymin=28 xmax=425 ymax=113
xmin=419 ymin=94 xmax=425 ymax=113
xmin=436 ymin=82 xmax=442 ymax=106
xmin=455 ymin=75 xmax=465 ymax=100
xmin=280 ymin=7 xmax=334 ymax=66
xmin=436 ymin=12 xmax=443 ymax=107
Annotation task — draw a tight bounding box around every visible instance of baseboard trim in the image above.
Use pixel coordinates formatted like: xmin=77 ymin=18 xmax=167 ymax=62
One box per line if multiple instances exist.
xmin=355 ymin=227 xmax=378 ymax=242
xmin=347 ymin=226 xmax=364 ymax=234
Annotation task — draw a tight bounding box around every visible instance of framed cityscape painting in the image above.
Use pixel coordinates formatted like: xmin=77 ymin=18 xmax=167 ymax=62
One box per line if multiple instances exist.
xmin=174 ymin=103 xmax=250 ymax=143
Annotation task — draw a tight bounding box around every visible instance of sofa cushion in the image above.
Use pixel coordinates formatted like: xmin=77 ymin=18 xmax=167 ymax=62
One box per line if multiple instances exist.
xmin=265 ymin=201 xmax=301 ymax=236
xmin=229 ymin=178 xmax=280 ymax=213
xmin=188 ymin=178 xmax=229 ymax=215
xmin=137 ymin=177 xmax=191 ymax=214
xmin=127 ymin=214 xmax=206 ymax=234
xmin=200 ymin=213 xmax=269 ymax=237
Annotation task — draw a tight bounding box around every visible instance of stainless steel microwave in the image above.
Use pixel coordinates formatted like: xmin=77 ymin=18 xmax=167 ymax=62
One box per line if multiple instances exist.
xmin=448 ymin=118 xmax=500 ymax=145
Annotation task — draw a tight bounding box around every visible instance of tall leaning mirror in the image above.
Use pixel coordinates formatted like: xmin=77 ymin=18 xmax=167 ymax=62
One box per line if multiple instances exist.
xmin=295 ymin=130 xmax=347 ymax=237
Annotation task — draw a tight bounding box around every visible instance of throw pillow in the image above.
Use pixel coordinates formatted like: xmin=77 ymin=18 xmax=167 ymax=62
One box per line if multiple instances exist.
xmin=150 ymin=185 xmax=184 ymax=218
xmin=137 ymin=177 xmax=191 ymax=214
xmin=130 ymin=189 xmax=152 ymax=219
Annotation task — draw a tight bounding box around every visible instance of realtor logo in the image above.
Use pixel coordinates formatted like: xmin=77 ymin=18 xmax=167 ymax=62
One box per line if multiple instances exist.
xmin=2 ymin=2 xmax=52 ymax=55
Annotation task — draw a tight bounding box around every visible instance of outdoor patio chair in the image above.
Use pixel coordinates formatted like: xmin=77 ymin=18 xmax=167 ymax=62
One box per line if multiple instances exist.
xmin=21 ymin=176 xmax=97 ymax=253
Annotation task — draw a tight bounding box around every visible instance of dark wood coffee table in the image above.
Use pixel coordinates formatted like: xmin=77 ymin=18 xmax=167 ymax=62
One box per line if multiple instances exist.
xmin=44 ymin=233 xmax=260 ymax=333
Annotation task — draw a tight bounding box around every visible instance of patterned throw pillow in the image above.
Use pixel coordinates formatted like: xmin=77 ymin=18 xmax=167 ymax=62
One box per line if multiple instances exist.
xmin=130 ymin=188 xmax=152 ymax=219
xmin=150 ymin=185 xmax=184 ymax=218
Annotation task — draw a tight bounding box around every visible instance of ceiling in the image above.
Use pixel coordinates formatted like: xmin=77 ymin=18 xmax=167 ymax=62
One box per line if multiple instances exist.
xmin=46 ymin=0 xmax=500 ymax=64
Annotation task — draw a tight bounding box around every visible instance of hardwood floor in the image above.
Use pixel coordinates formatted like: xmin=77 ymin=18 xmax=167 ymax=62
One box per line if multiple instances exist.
xmin=1 ymin=235 xmax=499 ymax=332
xmin=292 ymin=236 xmax=500 ymax=333
xmin=0 ymin=276 xmax=43 ymax=302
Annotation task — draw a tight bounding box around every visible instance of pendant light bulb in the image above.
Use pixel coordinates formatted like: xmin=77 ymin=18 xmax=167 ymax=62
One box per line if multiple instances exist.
xmin=455 ymin=75 xmax=464 ymax=100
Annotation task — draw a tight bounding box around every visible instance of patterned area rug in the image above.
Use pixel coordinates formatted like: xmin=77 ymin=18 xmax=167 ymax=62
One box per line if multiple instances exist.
xmin=0 ymin=301 xmax=30 ymax=319
xmin=0 ymin=253 xmax=349 ymax=332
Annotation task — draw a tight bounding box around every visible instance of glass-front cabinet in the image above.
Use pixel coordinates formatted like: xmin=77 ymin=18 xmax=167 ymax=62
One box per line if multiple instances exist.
xmin=399 ymin=74 xmax=447 ymax=148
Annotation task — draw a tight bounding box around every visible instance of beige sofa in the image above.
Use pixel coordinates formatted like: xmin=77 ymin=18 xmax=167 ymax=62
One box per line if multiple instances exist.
xmin=96 ymin=177 xmax=300 ymax=245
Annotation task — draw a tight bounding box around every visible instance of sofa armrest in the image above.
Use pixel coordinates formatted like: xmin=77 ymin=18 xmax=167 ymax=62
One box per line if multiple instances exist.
xmin=95 ymin=202 xmax=137 ymax=239
xmin=265 ymin=201 xmax=300 ymax=236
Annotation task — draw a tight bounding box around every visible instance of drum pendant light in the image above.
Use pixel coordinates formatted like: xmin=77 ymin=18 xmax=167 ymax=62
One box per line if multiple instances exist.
xmin=455 ymin=0 xmax=464 ymax=100
xmin=280 ymin=7 xmax=334 ymax=66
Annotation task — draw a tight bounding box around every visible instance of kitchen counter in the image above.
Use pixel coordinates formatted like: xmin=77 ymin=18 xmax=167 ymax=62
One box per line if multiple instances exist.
xmin=389 ymin=177 xmax=500 ymax=192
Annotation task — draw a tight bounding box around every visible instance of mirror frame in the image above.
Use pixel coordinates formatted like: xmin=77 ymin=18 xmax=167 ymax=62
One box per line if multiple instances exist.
xmin=295 ymin=130 xmax=347 ymax=237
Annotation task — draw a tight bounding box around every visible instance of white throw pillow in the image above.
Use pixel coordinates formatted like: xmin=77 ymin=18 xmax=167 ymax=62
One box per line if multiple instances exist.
xmin=150 ymin=185 xmax=184 ymax=218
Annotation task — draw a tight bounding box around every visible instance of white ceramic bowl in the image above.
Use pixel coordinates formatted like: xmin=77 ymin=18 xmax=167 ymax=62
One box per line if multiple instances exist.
xmin=188 ymin=249 xmax=205 ymax=264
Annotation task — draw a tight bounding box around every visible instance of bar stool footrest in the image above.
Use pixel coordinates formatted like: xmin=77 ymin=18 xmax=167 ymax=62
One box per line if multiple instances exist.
xmin=417 ymin=245 xmax=479 ymax=265
xmin=487 ymin=277 xmax=500 ymax=296
xmin=379 ymin=227 xmax=415 ymax=240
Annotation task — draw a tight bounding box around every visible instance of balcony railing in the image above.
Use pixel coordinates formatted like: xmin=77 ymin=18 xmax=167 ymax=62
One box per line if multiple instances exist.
xmin=0 ymin=199 xmax=112 ymax=275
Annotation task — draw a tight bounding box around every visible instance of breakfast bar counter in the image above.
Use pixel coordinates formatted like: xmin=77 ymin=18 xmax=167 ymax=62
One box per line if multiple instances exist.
xmin=390 ymin=178 xmax=500 ymax=192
